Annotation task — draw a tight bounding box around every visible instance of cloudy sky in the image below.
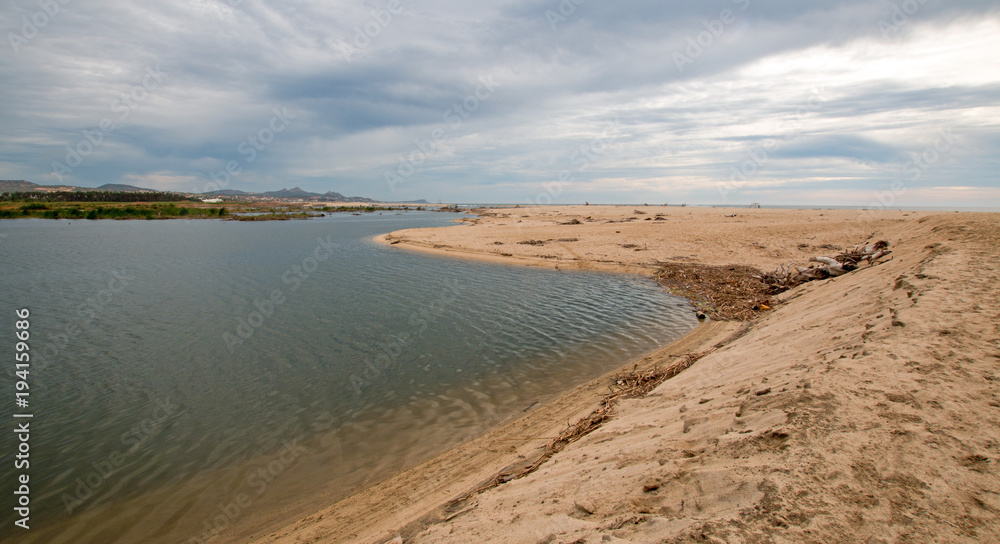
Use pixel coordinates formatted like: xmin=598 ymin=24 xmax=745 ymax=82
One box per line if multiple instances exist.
xmin=2 ymin=0 xmax=998 ymax=206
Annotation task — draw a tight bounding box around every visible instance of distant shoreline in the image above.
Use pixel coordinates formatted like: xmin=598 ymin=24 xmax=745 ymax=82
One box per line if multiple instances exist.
xmin=0 ymin=201 xmax=439 ymax=221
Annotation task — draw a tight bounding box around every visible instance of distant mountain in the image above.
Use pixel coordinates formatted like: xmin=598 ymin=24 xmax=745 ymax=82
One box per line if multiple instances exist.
xmin=1 ymin=180 xmax=82 ymax=192
xmin=96 ymin=183 xmax=157 ymax=192
xmin=261 ymin=187 xmax=318 ymax=198
xmin=0 ymin=180 xmax=42 ymax=192
xmin=201 ymin=189 xmax=251 ymax=196
xmin=251 ymin=187 xmax=376 ymax=202
xmin=2 ymin=179 xmax=388 ymax=203
xmin=1 ymin=180 xmax=157 ymax=193
xmin=320 ymin=190 xmax=375 ymax=203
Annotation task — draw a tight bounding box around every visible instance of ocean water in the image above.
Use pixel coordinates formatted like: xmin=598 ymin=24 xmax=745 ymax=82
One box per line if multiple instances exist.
xmin=0 ymin=212 xmax=697 ymax=543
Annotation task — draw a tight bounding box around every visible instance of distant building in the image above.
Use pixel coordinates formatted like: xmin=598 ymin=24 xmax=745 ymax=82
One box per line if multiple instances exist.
xmin=201 ymin=198 xmax=223 ymax=203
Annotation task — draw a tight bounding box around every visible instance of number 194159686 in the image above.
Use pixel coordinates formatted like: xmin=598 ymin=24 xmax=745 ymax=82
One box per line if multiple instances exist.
xmin=15 ymin=309 xmax=30 ymax=405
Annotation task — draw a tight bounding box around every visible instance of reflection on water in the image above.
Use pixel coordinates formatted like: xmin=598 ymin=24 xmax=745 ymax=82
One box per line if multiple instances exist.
xmin=0 ymin=212 xmax=697 ymax=543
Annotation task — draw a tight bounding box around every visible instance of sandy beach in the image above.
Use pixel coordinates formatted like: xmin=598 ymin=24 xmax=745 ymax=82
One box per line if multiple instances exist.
xmin=248 ymin=206 xmax=1000 ymax=544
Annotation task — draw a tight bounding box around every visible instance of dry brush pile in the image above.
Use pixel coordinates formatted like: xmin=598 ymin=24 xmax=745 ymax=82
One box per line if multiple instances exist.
xmin=656 ymin=240 xmax=892 ymax=321
xmin=655 ymin=263 xmax=779 ymax=320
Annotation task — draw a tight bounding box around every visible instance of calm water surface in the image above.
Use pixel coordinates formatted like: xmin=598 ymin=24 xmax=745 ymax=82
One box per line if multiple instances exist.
xmin=0 ymin=212 xmax=697 ymax=543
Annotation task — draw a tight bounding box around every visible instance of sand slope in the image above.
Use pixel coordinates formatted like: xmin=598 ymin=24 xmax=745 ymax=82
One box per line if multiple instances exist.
xmin=252 ymin=208 xmax=999 ymax=544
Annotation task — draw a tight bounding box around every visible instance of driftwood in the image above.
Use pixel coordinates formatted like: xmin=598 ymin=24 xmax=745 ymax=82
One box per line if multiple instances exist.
xmin=838 ymin=240 xmax=891 ymax=265
xmin=762 ymin=240 xmax=891 ymax=290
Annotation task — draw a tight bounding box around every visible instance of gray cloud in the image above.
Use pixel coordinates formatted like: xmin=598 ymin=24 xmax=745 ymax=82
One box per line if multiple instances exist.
xmin=1 ymin=0 xmax=998 ymax=206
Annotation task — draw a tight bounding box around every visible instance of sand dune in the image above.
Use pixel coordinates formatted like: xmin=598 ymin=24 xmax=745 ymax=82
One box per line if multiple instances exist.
xmin=250 ymin=207 xmax=999 ymax=544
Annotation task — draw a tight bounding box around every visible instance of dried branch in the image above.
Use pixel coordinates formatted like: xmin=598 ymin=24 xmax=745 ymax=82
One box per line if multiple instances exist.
xmin=763 ymin=240 xmax=891 ymax=291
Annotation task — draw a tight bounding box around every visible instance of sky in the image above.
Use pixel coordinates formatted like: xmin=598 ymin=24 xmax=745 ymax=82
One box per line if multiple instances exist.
xmin=1 ymin=0 xmax=998 ymax=206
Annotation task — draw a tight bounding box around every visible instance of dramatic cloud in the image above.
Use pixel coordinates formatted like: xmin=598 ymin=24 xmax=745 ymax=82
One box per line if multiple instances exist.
xmin=2 ymin=0 xmax=998 ymax=206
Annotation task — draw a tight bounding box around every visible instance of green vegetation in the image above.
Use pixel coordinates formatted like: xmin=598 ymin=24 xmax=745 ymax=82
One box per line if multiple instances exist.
xmin=0 ymin=192 xmax=428 ymax=221
xmin=0 ymin=202 xmax=230 ymax=220
xmin=0 ymin=191 xmax=198 ymax=203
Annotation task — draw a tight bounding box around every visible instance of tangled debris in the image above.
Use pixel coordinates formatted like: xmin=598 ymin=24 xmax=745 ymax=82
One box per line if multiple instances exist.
xmin=657 ymin=240 xmax=893 ymax=321
xmin=609 ymin=352 xmax=710 ymax=399
xmin=761 ymin=241 xmax=891 ymax=291
xmin=656 ymin=263 xmax=777 ymax=321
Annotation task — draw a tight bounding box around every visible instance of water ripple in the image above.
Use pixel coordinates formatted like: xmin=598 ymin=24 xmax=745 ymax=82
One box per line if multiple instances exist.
xmin=0 ymin=213 xmax=697 ymax=544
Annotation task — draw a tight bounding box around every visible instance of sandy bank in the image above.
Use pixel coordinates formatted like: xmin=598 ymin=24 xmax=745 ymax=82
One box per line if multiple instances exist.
xmin=376 ymin=206 xmax=919 ymax=273
xmin=252 ymin=207 xmax=1000 ymax=544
